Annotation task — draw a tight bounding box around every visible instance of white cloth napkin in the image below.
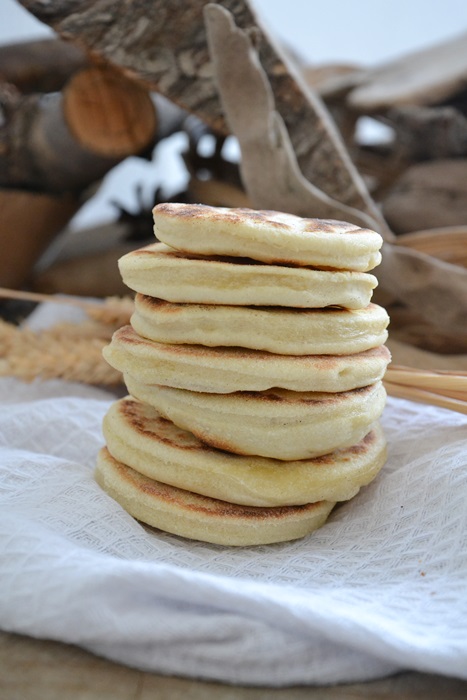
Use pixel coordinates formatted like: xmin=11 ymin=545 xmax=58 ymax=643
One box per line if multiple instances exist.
xmin=1 ymin=372 xmax=466 ymax=687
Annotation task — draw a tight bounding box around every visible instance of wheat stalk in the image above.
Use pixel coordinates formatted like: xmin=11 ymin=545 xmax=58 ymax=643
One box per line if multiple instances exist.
xmin=0 ymin=289 xmax=133 ymax=386
xmin=1 ymin=288 xmax=466 ymax=410
xmin=0 ymin=319 xmax=123 ymax=385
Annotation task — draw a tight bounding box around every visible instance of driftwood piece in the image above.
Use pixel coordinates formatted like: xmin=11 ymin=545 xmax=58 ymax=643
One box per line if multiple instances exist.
xmin=201 ymin=5 xmax=467 ymax=347
xmin=302 ymin=63 xmax=361 ymax=146
xmin=33 ymin=245 xmax=136 ymax=298
xmin=384 ymin=106 xmax=467 ymax=160
xmin=387 ymin=337 xmax=467 ymax=371
xmin=397 ymin=226 xmax=467 ymax=268
xmin=0 ymin=190 xmax=80 ymax=288
xmin=382 ymin=159 xmax=467 ymax=233
xmin=33 ymin=220 xmax=145 ymax=297
xmin=375 ymin=242 xmax=467 ymax=340
xmin=347 ymin=31 xmax=467 ymax=112
xmin=0 ymin=64 xmax=158 ymax=192
xmin=19 ymin=0 xmax=383 ymax=228
xmin=302 ymin=63 xmax=362 ymax=93
xmin=0 ymin=38 xmax=88 ymax=93
xmin=352 ymin=144 xmax=408 ymax=200
xmin=385 ymin=306 xmax=467 ymax=355
xmin=204 ymin=4 xmax=389 ymax=234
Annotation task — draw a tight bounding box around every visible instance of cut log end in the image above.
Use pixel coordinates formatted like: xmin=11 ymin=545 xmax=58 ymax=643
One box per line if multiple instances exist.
xmin=63 ymin=65 xmax=158 ymax=158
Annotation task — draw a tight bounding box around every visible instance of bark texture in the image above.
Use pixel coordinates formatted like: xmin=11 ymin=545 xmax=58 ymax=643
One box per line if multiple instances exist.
xmin=204 ymin=4 xmax=387 ymax=233
xmin=0 ymin=38 xmax=88 ymax=93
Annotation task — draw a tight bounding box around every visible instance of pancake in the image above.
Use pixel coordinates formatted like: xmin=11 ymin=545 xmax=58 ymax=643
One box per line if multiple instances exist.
xmin=153 ymin=203 xmax=383 ymax=272
xmin=131 ymin=296 xmax=389 ymax=356
xmin=103 ymin=325 xmax=391 ymax=394
xmin=118 ymin=242 xmax=378 ymax=309
xmin=95 ymin=447 xmax=336 ymax=546
xmin=103 ymin=397 xmax=387 ymax=507
xmin=124 ymin=377 xmax=387 ymax=460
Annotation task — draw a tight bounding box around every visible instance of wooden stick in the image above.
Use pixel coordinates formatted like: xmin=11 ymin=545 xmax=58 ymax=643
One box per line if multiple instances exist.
xmin=0 ymin=64 xmax=158 ymax=192
xmin=0 ymin=286 xmax=100 ymax=311
xmin=384 ymin=379 xmax=467 ymax=416
xmin=0 ymin=38 xmax=88 ymax=93
xmin=386 ymin=365 xmax=467 ymax=391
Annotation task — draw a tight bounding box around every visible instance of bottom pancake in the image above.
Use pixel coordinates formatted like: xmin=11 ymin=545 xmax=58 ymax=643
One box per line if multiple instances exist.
xmin=95 ymin=447 xmax=335 ymax=546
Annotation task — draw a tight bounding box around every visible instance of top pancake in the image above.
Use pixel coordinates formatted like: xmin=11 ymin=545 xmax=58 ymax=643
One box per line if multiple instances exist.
xmin=119 ymin=243 xmax=377 ymax=309
xmin=153 ymin=203 xmax=383 ymax=272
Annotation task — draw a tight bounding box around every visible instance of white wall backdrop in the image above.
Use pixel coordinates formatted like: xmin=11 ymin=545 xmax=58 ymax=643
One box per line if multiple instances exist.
xmin=3 ymin=0 xmax=467 ymax=64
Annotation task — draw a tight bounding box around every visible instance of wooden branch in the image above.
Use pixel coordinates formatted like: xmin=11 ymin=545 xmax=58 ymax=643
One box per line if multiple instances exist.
xmin=384 ymin=105 xmax=467 ymax=160
xmin=352 ymin=144 xmax=408 ymax=200
xmin=63 ymin=65 xmax=158 ymax=159
xmin=19 ymin=0 xmax=385 ymax=229
xmin=302 ymin=63 xmax=362 ymax=93
xmin=204 ymin=4 xmax=389 ymax=234
xmin=0 ymin=38 xmax=88 ymax=93
xmin=396 ymin=227 xmax=467 ymax=268
xmin=33 ymin=245 xmax=135 ymax=298
xmin=374 ymin=241 xmax=467 ymax=340
xmin=0 ymin=64 xmax=158 ymax=192
xmin=347 ymin=30 xmax=467 ymax=112
xmin=387 ymin=319 xmax=467 ymax=355
xmin=382 ymin=159 xmax=467 ymax=233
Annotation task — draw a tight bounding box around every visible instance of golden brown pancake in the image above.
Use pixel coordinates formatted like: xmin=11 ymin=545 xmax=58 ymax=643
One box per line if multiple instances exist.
xmin=103 ymin=326 xmax=391 ymax=394
xmin=95 ymin=447 xmax=336 ymax=546
xmin=103 ymin=325 xmax=391 ymax=394
xmin=118 ymin=242 xmax=378 ymax=308
xmin=124 ymin=377 xmax=387 ymax=460
xmin=131 ymin=296 xmax=389 ymax=356
xmin=152 ymin=203 xmax=383 ymax=271
xmin=103 ymin=396 xmax=387 ymax=507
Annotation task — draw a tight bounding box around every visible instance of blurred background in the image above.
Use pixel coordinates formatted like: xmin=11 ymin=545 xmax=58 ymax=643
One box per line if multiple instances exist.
xmin=2 ymin=0 xmax=467 ymax=231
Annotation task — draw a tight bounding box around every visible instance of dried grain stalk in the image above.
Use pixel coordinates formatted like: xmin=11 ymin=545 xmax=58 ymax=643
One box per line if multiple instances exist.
xmin=1 ymin=288 xmax=467 ymax=415
xmin=0 ymin=290 xmax=134 ymax=386
xmin=0 ymin=319 xmax=122 ymax=386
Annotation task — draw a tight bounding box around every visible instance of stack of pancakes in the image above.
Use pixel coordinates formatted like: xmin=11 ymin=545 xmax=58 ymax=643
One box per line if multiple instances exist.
xmin=96 ymin=204 xmax=390 ymax=546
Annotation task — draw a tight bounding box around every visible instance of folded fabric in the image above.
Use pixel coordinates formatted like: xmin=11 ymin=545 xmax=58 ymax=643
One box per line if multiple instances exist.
xmin=1 ymin=376 xmax=466 ymax=686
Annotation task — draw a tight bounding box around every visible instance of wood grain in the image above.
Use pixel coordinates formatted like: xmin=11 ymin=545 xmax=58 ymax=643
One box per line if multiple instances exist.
xmin=1 ymin=631 xmax=467 ymax=700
